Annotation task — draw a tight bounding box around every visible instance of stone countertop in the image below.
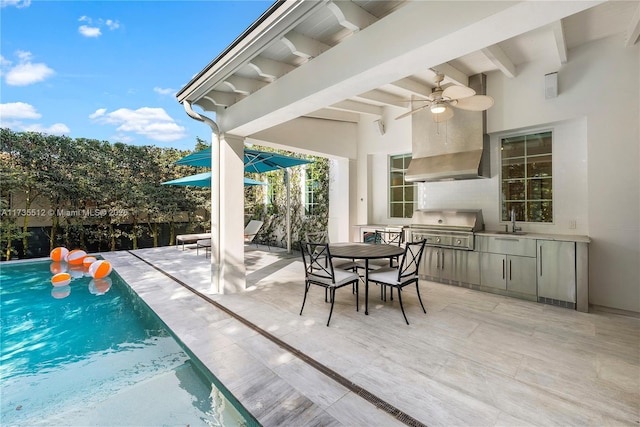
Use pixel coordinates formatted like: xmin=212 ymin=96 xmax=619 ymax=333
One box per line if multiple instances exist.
xmin=476 ymin=230 xmax=590 ymax=243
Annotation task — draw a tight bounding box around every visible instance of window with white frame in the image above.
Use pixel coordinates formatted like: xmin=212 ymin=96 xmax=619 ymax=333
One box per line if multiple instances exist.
xmin=501 ymin=131 xmax=553 ymax=222
xmin=389 ymin=154 xmax=415 ymax=218
xmin=304 ymin=166 xmax=320 ymax=216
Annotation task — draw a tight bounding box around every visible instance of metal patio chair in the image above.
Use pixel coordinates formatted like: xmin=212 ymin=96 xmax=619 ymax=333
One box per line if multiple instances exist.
xmin=299 ymin=241 xmax=359 ymax=326
xmin=367 ymin=239 xmax=427 ymax=325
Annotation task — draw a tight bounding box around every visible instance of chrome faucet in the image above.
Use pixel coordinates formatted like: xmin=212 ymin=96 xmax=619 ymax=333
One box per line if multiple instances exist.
xmin=510 ymin=208 xmax=522 ymax=233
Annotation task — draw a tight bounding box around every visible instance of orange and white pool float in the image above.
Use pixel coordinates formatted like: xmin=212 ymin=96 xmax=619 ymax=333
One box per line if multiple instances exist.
xmin=89 ymin=260 xmax=112 ymax=279
xmin=65 ymin=249 xmax=87 ymax=265
xmin=50 ymin=247 xmax=69 ymax=262
xmin=82 ymin=256 xmax=97 ymax=269
xmin=51 ymin=272 xmax=71 ymax=287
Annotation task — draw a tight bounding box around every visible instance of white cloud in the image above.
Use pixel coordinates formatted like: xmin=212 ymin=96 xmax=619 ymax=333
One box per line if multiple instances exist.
xmin=0 ymin=0 xmax=31 ymax=8
xmin=79 ymin=25 xmax=101 ymax=38
xmin=105 ymin=19 xmax=120 ymax=30
xmin=77 ymin=16 xmax=120 ymax=37
xmin=22 ymin=123 xmax=70 ymax=135
xmin=89 ymin=108 xmax=107 ymax=119
xmin=153 ymin=87 xmax=175 ymax=96
xmin=90 ymin=107 xmax=187 ymax=142
xmin=2 ymin=50 xmax=54 ymax=86
xmin=0 ymin=55 xmax=11 ymax=67
xmin=0 ymin=101 xmax=69 ymax=135
xmin=0 ymin=102 xmax=41 ymax=119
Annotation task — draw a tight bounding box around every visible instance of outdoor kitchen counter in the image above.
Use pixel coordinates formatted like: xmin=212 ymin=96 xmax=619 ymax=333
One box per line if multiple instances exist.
xmin=476 ymin=231 xmax=590 ymax=243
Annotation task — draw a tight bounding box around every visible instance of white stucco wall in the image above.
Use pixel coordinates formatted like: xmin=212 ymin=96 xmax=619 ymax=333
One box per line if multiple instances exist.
xmin=489 ymin=34 xmax=639 ymax=313
xmin=411 ymin=34 xmax=638 ymax=313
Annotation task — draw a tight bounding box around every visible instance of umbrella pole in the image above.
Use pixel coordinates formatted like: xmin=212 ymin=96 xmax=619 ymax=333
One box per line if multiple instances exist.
xmin=285 ymin=169 xmax=291 ymax=254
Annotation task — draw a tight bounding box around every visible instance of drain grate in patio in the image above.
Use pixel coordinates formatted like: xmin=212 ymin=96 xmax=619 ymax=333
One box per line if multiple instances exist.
xmin=127 ymin=250 xmax=428 ymax=427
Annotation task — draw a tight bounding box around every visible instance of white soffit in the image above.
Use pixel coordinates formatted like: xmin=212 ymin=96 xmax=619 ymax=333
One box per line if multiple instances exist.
xmin=219 ymin=1 xmax=605 ymax=136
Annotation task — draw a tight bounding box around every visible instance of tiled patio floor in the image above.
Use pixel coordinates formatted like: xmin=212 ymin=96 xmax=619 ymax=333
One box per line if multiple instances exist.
xmin=102 ymin=245 xmax=640 ymax=427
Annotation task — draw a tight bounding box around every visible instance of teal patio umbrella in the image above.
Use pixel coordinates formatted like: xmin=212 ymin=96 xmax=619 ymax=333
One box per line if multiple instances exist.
xmin=162 ymin=172 xmax=266 ymax=187
xmin=175 ymin=147 xmax=313 ymax=252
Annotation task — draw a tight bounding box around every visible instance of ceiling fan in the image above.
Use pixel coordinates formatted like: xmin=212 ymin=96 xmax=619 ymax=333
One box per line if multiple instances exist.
xmin=395 ymin=74 xmax=494 ymax=122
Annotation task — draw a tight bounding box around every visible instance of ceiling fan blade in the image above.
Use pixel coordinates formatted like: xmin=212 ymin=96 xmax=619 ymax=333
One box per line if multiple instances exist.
xmin=442 ymin=85 xmax=475 ymax=100
xmin=395 ymin=103 xmax=430 ymax=120
xmin=452 ymin=95 xmax=494 ymax=111
xmin=432 ymin=105 xmax=454 ymax=123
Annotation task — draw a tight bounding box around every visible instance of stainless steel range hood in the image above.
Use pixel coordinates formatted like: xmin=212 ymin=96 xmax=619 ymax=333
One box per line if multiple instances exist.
xmin=406 ymin=74 xmax=491 ymax=182
xmin=405 ymin=145 xmax=490 ymax=182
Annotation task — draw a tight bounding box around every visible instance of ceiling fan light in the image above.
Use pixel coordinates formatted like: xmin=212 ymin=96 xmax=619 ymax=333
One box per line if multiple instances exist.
xmin=430 ymin=104 xmax=446 ymax=114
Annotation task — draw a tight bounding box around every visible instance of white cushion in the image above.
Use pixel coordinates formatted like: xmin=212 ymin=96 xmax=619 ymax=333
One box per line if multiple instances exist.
xmin=368 ymin=267 xmax=417 ymax=285
xmin=309 ymin=268 xmax=359 ymax=286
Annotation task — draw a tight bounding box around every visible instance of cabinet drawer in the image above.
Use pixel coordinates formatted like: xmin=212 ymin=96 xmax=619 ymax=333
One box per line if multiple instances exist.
xmin=476 ymin=236 xmax=536 ymax=257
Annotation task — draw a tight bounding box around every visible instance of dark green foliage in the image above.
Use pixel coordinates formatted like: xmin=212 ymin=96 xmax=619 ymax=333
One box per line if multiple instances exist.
xmin=0 ymin=128 xmax=209 ymax=259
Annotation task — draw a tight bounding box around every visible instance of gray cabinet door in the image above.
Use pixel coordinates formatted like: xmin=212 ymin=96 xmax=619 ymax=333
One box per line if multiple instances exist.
xmin=440 ymin=249 xmax=455 ymax=281
xmin=454 ymin=250 xmax=481 ymax=285
xmin=537 ymin=240 xmax=576 ymax=302
xmin=422 ymin=246 xmax=440 ymax=278
xmin=507 ymin=255 xmax=537 ymax=296
xmin=480 ymin=253 xmax=507 ymax=290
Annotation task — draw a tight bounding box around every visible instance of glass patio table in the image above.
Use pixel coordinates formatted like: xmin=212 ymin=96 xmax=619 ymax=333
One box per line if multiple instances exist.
xmin=329 ymin=242 xmax=404 ymax=315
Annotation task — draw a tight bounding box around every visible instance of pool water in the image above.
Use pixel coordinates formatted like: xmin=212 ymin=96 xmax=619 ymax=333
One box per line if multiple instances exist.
xmin=0 ymin=260 xmax=257 ymax=426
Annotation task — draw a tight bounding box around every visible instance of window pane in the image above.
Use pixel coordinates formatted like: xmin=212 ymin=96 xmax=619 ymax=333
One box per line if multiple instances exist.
xmin=389 ymin=154 xmax=414 ymax=218
xmin=502 ymin=158 xmax=525 ymax=180
xmin=504 ymin=179 xmax=525 ymax=201
xmin=391 ymin=203 xmax=404 ymax=218
xmin=528 ymin=178 xmax=552 ymax=200
xmin=502 ymin=136 xmax=525 ymax=158
xmin=404 ymin=187 xmax=414 ymax=202
xmin=527 ymin=155 xmax=552 ymax=178
xmin=390 ymin=171 xmax=405 ymax=186
xmin=390 ymin=156 xmax=405 ymax=170
xmin=390 ymin=187 xmax=404 ymax=203
xmin=501 ymin=131 xmax=553 ymax=224
xmin=527 ymin=201 xmax=553 ymax=222
xmin=503 ymin=202 xmax=525 ymax=221
xmin=526 ymin=132 xmax=552 ymax=156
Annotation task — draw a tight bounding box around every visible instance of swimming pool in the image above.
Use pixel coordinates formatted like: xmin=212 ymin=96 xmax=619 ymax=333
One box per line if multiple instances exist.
xmin=0 ymin=259 xmax=258 ymax=426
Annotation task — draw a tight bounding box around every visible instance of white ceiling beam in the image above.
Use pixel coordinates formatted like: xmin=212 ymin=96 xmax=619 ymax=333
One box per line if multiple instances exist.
xmin=353 ymin=89 xmax=407 ymax=108
xmin=219 ymin=75 xmax=268 ymax=95
xmin=281 ymin=31 xmax=330 ymax=59
xmin=481 ymin=44 xmax=517 ymax=78
xmin=626 ymin=3 xmax=640 ymax=47
xmin=329 ymin=100 xmax=384 ymax=116
xmin=431 ymin=63 xmax=469 ymax=87
xmin=551 ymin=20 xmax=568 ymax=65
xmin=389 ymin=78 xmax=430 ymax=98
xmin=219 ymin=1 xmax=605 ymax=135
xmin=304 ymin=108 xmax=360 ymax=123
xmin=202 ymin=91 xmax=238 ymax=107
xmin=327 ymin=1 xmax=377 ymax=33
xmin=247 ymin=57 xmax=295 ymax=81
xmin=178 ymin=1 xmax=326 ymax=103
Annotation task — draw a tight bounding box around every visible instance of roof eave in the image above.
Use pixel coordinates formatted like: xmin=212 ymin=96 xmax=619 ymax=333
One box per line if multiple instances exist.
xmin=176 ymin=0 xmax=327 ymax=104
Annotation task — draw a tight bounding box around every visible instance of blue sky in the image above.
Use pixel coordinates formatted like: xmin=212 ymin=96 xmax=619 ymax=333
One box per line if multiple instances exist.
xmin=0 ymin=0 xmax=273 ymax=150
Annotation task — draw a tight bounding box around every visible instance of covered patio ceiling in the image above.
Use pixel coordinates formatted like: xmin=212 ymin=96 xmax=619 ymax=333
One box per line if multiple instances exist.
xmin=176 ymin=0 xmax=640 ymax=137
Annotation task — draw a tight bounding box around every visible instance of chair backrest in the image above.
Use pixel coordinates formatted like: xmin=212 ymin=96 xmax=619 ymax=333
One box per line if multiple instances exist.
xmin=397 ymin=240 xmax=426 ymax=281
xmin=304 ymin=230 xmax=329 ymax=243
xmin=374 ymin=229 xmax=403 ymax=246
xmin=244 ymin=220 xmax=264 ymax=242
xmin=299 ymin=241 xmax=335 ymax=283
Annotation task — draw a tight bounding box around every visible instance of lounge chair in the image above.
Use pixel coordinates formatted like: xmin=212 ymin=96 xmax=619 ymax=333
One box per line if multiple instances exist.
xmin=176 ymin=232 xmax=211 ymax=250
xmin=196 ymin=239 xmax=211 ymax=257
xmin=244 ymin=220 xmax=264 ymax=247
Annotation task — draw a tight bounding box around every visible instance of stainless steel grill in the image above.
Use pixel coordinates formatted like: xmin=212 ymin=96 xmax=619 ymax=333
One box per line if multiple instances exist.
xmin=405 ymin=209 xmax=484 ymax=250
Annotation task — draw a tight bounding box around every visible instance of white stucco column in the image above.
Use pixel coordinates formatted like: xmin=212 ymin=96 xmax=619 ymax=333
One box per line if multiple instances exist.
xmin=217 ymin=133 xmax=247 ymax=293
